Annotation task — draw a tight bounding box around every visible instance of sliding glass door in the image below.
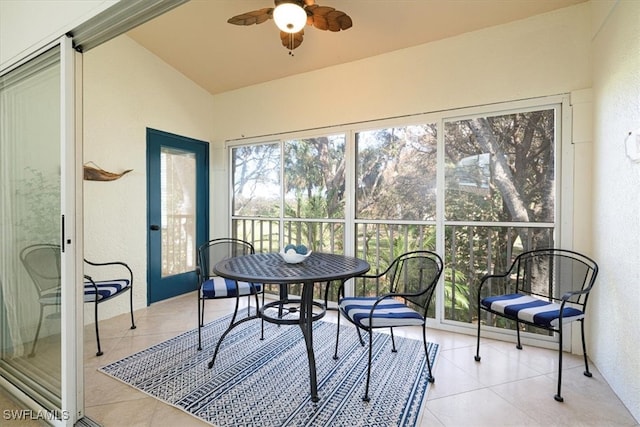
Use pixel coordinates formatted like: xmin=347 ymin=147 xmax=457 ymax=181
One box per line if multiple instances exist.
xmin=0 ymin=37 xmax=79 ymax=425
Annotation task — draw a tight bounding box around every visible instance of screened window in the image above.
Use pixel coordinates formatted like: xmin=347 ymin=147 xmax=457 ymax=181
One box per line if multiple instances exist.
xmin=442 ymin=108 xmax=557 ymax=327
xmin=356 ymin=125 xmax=437 ymax=221
xmin=284 ymin=135 xmax=345 ymax=219
xmin=444 ymin=110 xmax=555 ymax=223
xmin=229 ymin=98 xmax=564 ymax=340
xmin=232 ymin=143 xmax=280 ymax=218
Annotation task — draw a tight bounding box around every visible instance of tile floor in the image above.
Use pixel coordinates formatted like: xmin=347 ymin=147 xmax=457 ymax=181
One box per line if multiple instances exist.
xmin=2 ymin=291 xmax=637 ymax=426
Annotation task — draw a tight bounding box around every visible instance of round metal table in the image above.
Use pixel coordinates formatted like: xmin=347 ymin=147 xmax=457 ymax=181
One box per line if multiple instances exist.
xmin=211 ymin=251 xmax=370 ymax=402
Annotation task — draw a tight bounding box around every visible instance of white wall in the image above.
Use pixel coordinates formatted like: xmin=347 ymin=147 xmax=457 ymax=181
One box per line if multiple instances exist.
xmin=591 ymin=0 xmax=640 ymax=422
xmin=82 ymin=35 xmax=214 ymax=319
xmin=0 ymin=0 xmax=118 ymax=69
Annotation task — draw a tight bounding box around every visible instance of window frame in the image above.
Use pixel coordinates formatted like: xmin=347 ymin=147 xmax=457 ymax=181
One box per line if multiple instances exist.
xmin=226 ymin=94 xmax=573 ymax=348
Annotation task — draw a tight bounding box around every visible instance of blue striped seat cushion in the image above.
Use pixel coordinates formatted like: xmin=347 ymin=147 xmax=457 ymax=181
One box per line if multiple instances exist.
xmin=39 ymin=288 xmax=62 ymax=305
xmin=339 ymin=297 xmax=424 ymax=328
xmin=84 ymin=279 xmax=130 ymax=302
xmin=201 ymin=277 xmax=263 ymax=298
xmin=481 ymin=293 xmax=584 ymax=328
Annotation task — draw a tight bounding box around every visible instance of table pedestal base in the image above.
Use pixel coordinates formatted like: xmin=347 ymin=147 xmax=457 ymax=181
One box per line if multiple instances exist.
xmin=259 ymin=298 xmax=326 ymax=325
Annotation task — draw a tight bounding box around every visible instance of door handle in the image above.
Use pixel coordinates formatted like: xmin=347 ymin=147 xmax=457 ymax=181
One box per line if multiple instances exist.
xmin=150 ymin=224 xmax=160 ymax=231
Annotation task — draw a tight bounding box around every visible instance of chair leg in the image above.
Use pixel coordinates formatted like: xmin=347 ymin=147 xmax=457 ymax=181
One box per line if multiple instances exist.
xmin=555 ymin=327 xmax=564 ymax=402
xmin=260 ymin=292 xmax=265 ymax=341
xmin=333 ymin=309 xmax=342 ymax=360
xmin=200 ymin=296 xmax=206 ymax=326
xmin=422 ymin=323 xmax=435 ymax=382
xmin=129 ymin=289 xmax=136 ymax=330
xmin=197 ymin=293 xmax=203 ymax=351
xmin=363 ymin=328 xmax=374 ymax=402
xmin=474 ymin=305 xmax=482 ymax=362
xmin=94 ymin=300 xmax=103 ymax=357
xmin=580 ymin=319 xmax=592 ymax=378
xmin=516 ymin=320 xmax=523 ymax=350
xmin=29 ymin=305 xmax=45 ymax=357
xmin=389 ymin=327 xmax=397 ymax=353
xmin=355 ymin=325 xmax=365 ymax=346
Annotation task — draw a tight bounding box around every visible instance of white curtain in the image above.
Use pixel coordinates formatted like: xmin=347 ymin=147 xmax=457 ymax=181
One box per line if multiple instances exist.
xmin=0 ymin=49 xmax=60 ymax=357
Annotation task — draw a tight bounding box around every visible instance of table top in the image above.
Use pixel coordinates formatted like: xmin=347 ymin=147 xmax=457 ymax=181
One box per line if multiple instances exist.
xmin=213 ymin=252 xmax=370 ymax=284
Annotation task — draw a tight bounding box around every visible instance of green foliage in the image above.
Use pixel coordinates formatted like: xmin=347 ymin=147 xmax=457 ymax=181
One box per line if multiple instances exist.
xmin=283 ymin=136 xmax=346 ymax=220
xmin=231 ymin=109 xmax=557 ymax=326
xmin=17 ymin=167 xmax=59 ymax=246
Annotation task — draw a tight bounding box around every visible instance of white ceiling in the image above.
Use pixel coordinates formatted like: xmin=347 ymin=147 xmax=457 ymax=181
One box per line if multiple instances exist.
xmin=126 ymin=0 xmax=586 ymax=95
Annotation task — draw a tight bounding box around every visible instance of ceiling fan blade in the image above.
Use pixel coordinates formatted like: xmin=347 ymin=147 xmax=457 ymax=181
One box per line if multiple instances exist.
xmin=306 ymin=5 xmax=352 ymax=32
xmin=280 ymin=30 xmax=305 ymax=51
xmin=227 ymin=8 xmax=274 ymax=26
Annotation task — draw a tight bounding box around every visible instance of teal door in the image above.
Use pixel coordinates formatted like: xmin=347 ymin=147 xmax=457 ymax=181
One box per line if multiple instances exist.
xmin=147 ymin=128 xmax=209 ymax=304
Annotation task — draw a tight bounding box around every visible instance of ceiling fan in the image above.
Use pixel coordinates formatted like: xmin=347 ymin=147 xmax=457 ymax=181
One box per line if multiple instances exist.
xmin=227 ymin=0 xmax=353 ymax=53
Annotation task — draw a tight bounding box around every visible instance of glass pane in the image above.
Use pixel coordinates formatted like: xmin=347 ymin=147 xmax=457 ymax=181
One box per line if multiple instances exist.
xmin=229 ymin=104 xmax=559 ymax=340
xmin=161 ymin=147 xmax=196 ymax=277
xmin=356 ymin=125 xmax=437 ymax=220
xmin=0 ymin=47 xmax=62 ymax=407
xmin=354 ymin=222 xmax=437 ymax=317
xmin=232 ymin=143 xmax=280 ymax=217
xmin=443 ymin=224 xmax=554 ymax=329
xmin=444 ymin=110 xmax=556 ymax=222
xmin=284 ymin=135 xmax=345 ymax=219
xmin=232 ymin=218 xmax=281 ymax=253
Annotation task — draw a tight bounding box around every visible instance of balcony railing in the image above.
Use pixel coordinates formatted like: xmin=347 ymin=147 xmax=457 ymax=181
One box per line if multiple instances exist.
xmin=162 ymin=214 xmax=196 ymax=276
xmin=232 ymin=218 xmax=554 ymax=335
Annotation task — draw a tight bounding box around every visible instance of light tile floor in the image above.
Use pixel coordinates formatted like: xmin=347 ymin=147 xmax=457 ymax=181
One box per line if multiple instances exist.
xmin=2 ymin=291 xmax=637 ymax=426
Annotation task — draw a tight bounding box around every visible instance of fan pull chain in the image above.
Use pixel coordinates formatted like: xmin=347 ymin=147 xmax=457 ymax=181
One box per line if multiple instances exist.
xmin=288 ymin=33 xmax=295 ymax=56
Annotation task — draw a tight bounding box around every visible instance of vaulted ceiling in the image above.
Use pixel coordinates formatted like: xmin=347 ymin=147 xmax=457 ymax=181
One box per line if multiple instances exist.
xmin=126 ymin=0 xmax=587 ymax=95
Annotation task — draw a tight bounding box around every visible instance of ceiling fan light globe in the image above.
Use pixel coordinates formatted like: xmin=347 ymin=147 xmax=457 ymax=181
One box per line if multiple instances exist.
xmin=273 ymin=3 xmax=307 ymax=33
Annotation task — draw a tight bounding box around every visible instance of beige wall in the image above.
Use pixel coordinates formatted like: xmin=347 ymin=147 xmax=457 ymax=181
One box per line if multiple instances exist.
xmin=82 ymin=35 xmax=214 ymax=319
xmin=591 ymin=0 xmax=640 ymax=421
xmin=211 ymin=4 xmax=591 ymax=141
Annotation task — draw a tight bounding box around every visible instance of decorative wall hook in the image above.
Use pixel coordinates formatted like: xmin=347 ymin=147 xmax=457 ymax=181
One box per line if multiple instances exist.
xmin=624 ymin=129 xmax=640 ymax=163
xmin=83 ymin=162 xmax=133 ymax=181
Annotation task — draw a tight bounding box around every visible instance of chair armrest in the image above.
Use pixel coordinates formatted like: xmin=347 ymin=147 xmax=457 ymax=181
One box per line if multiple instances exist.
xmin=84 ymin=274 xmax=97 ymax=287
xmin=195 ymin=265 xmax=203 ymax=284
xmin=561 ymin=287 xmax=590 ymax=301
xmin=478 ymin=271 xmax=510 ymax=289
xmin=348 ymin=261 xmax=400 ymax=297
xmin=83 ymin=274 xmax=100 ymax=302
xmin=84 ymin=259 xmax=133 ymax=287
xmin=355 ymin=271 xmax=387 ymax=280
xmin=476 ymin=270 xmax=516 ymax=303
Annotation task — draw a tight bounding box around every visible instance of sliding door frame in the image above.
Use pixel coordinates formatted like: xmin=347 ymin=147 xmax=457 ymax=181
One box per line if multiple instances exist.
xmin=0 ymin=35 xmax=81 ymax=426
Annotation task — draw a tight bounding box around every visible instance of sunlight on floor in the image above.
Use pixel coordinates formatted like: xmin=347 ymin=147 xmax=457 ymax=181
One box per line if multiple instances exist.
xmin=2 ymin=291 xmax=637 ymax=426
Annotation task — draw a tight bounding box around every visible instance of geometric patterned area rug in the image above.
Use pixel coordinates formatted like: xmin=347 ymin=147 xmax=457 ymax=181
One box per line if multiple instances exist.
xmin=99 ymin=311 xmax=438 ymax=426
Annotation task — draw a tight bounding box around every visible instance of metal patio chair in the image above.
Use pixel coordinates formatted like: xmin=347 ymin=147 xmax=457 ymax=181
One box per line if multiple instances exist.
xmin=333 ymin=250 xmax=443 ymax=401
xmin=20 ymin=243 xmax=135 ymax=357
xmin=196 ymin=238 xmax=265 ymax=351
xmin=474 ymin=248 xmax=598 ymax=402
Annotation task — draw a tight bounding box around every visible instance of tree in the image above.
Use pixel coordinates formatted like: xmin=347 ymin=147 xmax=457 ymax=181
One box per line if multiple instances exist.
xmin=232 ymin=144 xmax=280 ymax=217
